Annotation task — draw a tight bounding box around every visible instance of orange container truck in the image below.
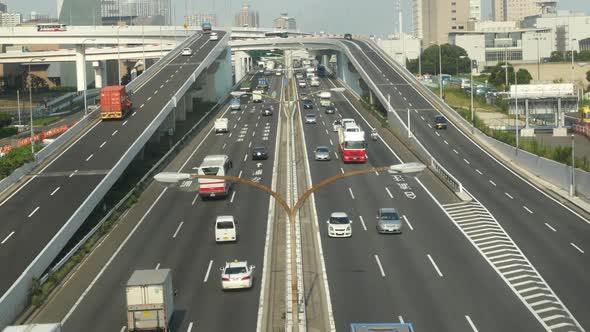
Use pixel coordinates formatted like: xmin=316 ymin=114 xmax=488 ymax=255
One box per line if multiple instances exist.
xmin=100 ymin=85 xmax=132 ymax=120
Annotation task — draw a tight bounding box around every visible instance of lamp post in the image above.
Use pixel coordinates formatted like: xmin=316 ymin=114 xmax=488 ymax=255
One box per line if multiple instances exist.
xmin=17 ymin=90 xmax=21 ymax=126
xmin=515 ymin=68 xmax=519 ymax=155
xmin=81 ymin=38 xmax=96 ymax=116
xmin=117 ymin=25 xmax=123 ymax=84
xmin=504 ymin=46 xmax=509 ymax=90
xmin=570 ymin=134 xmax=576 ymax=196
xmin=430 ymin=42 xmax=443 ymax=98
xmin=28 ymin=57 xmax=45 ymax=155
xmin=571 ymin=38 xmax=577 ymax=85
xmin=418 ymin=40 xmax=422 ymax=77
xmin=534 ymin=36 xmax=541 ymax=81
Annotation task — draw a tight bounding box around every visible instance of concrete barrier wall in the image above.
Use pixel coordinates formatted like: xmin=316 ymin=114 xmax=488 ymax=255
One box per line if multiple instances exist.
xmin=0 ymin=33 xmax=229 ymax=328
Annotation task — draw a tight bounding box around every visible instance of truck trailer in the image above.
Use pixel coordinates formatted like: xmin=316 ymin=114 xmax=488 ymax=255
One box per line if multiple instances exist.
xmin=126 ymin=269 xmax=174 ymax=332
xmin=2 ymin=324 xmax=61 ymax=332
xmin=100 ymin=85 xmax=132 ymax=120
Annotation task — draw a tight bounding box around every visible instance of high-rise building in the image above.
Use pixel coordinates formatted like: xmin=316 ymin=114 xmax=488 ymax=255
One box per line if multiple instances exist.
xmin=186 ymin=12 xmax=217 ymax=27
xmin=58 ymin=0 xmax=101 ymax=25
xmin=0 ymin=12 xmax=22 ymax=26
xmin=273 ymin=13 xmax=296 ymax=30
xmin=0 ymin=2 xmax=7 ymax=13
xmin=470 ymin=0 xmax=481 ymax=21
xmin=234 ymin=4 xmax=259 ymax=28
xmin=493 ymin=0 xmax=540 ymax=22
xmin=413 ymin=0 xmax=470 ymax=46
xmin=100 ymin=0 xmax=171 ymax=25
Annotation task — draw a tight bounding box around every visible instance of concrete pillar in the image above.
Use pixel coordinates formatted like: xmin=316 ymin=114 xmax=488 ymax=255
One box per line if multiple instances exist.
xmin=369 ymin=90 xmax=374 ymax=105
xmin=92 ymin=61 xmax=103 ymax=88
xmin=553 ymin=97 xmax=567 ymax=136
xmin=521 ymin=99 xmax=535 ymax=137
xmin=322 ymin=54 xmax=329 ymax=66
xmin=75 ymin=45 xmax=87 ymax=92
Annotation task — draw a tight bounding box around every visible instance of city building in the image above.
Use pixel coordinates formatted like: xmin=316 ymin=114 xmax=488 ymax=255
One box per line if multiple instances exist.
xmin=413 ymin=0 xmax=470 ymax=46
xmin=234 ymin=4 xmax=259 ymax=28
xmin=412 ymin=0 xmax=423 ymax=39
xmin=493 ymin=0 xmax=540 ymax=22
xmin=0 ymin=2 xmax=7 ymax=13
xmin=58 ymin=0 xmax=101 ymax=25
xmin=0 ymin=12 xmax=22 ymax=27
xmin=186 ymin=12 xmax=217 ymax=27
xmin=273 ymin=13 xmax=296 ymax=30
xmin=100 ymin=0 xmax=171 ymax=25
xmin=29 ymin=11 xmax=51 ymax=21
xmin=470 ymin=0 xmax=482 ymax=21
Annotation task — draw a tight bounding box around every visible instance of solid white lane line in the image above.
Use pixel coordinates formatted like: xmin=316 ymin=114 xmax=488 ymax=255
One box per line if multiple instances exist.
xmin=155 ymin=263 xmax=160 ymax=270
xmin=86 ymin=154 xmax=93 ymax=161
xmin=402 ymin=215 xmax=414 ymax=230
xmin=28 ymin=206 xmax=40 ymax=218
xmin=330 ymin=139 xmax=334 ymax=146
xmin=359 ymin=216 xmax=367 ymax=231
xmin=122 ymin=120 xmax=128 ymax=126
xmin=435 ymin=132 xmax=440 ymax=137
xmin=570 ymin=243 xmax=584 ymax=254
xmin=427 ymin=254 xmax=443 ymax=277
xmin=465 ymin=315 xmax=479 ymax=332
xmin=204 ymin=260 xmax=213 ymax=282
xmin=340 ymin=168 xmax=344 ymax=174
xmin=385 ymin=187 xmax=394 ymax=198
xmin=99 ymin=141 xmax=106 ymax=148
xmin=1 ymin=231 xmax=15 ymax=244
xmin=243 ymin=153 xmax=248 ymax=162
xmin=172 ymin=221 xmax=184 ymax=238
xmin=505 ymin=193 xmax=514 ymax=199
xmin=69 ymin=169 xmax=78 ymax=178
xmin=50 ymin=187 xmax=60 ymax=196
xmin=112 ymin=130 xmax=118 ymax=136
xmin=191 ymin=194 xmax=199 ymax=206
xmin=187 ymin=322 xmax=194 ymax=332
xmin=444 ymin=140 xmax=449 ymax=145
xmin=464 ymin=158 xmax=470 ymax=165
xmin=489 ymin=180 xmax=496 ymax=186
xmin=453 ymin=149 xmax=459 ymax=154
xmin=238 ymin=170 xmax=243 ymax=178
xmin=230 ymin=191 xmax=236 ymax=203
xmin=374 ymin=255 xmax=386 ymax=277
xmin=523 ymin=206 xmax=534 ymax=214
xmin=348 ymin=187 xmax=355 ymax=199
xmin=475 ymin=169 xmax=483 ymax=175
xmin=544 ymin=223 xmax=557 ymax=232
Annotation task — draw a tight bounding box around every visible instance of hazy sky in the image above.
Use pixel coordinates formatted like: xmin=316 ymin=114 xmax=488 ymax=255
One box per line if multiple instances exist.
xmin=4 ymin=0 xmax=590 ymax=35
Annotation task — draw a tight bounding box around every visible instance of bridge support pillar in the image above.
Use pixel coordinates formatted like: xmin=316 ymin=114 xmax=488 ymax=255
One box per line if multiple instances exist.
xmin=92 ymin=61 xmax=106 ymax=89
xmin=234 ymin=50 xmax=251 ymax=83
xmin=75 ymin=45 xmax=87 ymax=92
xmin=336 ymin=51 xmax=363 ymax=97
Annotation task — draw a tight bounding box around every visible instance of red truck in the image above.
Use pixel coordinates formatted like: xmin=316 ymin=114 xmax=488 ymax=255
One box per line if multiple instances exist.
xmin=100 ymin=85 xmax=132 ymax=120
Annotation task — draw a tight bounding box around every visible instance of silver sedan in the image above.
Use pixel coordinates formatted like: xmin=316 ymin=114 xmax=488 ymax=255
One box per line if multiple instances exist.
xmin=314 ymin=146 xmax=331 ymax=161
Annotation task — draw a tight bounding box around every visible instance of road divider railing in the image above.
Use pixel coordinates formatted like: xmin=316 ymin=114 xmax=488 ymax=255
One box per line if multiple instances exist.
xmin=0 ymin=32 xmax=229 ymax=329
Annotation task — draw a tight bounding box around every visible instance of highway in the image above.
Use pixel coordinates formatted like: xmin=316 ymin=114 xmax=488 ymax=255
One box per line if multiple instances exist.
xmin=59 ymin=73 xmax=281 ymax=331
xmin=296 ymin=77 xmax=543 ymax=331
xmin=0 ymin=32 xmax=225 ymax=298
xmin=343 ymin=39 xmax=589 ymax=330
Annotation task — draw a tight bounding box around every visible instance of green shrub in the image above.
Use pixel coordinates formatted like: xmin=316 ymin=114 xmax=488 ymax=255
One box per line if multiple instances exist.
xmin=0 ymin=127 xmax=17 ymax=139
xmin=0 ymin=145 xmax=35 ymax=179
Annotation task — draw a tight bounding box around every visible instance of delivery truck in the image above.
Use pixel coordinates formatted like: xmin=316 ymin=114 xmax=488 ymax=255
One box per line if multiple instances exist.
xmin=100 ymin=85 xmax=132 ymax=120
xmin=215 ymin=118 xmax=229 ymax=133
xmin=126 ymin=269 xmax=174 ymax=332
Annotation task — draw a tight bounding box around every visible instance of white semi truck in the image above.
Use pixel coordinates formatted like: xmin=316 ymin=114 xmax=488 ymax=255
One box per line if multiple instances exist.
xmin=126 ymin=269 xmax=174 ymax=332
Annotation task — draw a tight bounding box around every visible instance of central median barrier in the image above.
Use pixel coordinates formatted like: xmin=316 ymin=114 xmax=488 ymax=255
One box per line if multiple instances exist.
xmin=0 ymin=32 xmax=230 ymax=328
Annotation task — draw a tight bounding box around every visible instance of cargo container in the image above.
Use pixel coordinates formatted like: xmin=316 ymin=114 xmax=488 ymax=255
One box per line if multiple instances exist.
xmin=100 ymin=85 xmax=132 ymax=120
xmin=2 ymin=324 xmax=61 ymax=332
xmin=126 ymin=269 xmax=174 ymax=332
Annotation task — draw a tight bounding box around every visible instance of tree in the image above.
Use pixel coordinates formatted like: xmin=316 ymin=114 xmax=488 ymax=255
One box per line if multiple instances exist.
xmin=549 ymin=51 xmax=564 ymax=62
xmin=516 ymin=69 xmax=533 ymax=85
xmin=488 ymin=62 xmax=514 ymax=89
xmin=586 ymin=70 xmax=590 ymax=84
xmin=408 ymin=44 xmax=471 ymax=76
xmin=578 ymin=51 xmax=590 ymax=62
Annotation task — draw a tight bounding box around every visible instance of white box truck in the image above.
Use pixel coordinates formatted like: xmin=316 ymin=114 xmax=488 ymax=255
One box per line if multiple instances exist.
xmin=126 ymin=269 xmax=174 ymax=332
xmin=252 ymin=89 xmax=263 ymax=103
xmin=319 ymin=91 xmax=332 ymax=107
xmin=2 ymin=324 xmax=61 ymax=332
xmin=214 ymin=118 xmax=229 ymax=133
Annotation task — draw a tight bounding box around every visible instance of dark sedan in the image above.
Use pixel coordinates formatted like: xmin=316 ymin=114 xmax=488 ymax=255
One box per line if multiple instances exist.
xmin=302 ymin=99 xmax=313 ymax=109
xmin=252 ymin=146 xmax=269 ymax=160
xmin=434 ymin=114 xmax=447 ymax=129
xmin=323 ymin=105 xmax=336 ymax=114
xmin=262 ymin=107 xmax=273 ymax=116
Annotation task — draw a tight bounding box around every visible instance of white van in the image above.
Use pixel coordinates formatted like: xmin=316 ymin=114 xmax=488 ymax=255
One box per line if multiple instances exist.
xmin=215 ymin=216 xmax=237 ymax=242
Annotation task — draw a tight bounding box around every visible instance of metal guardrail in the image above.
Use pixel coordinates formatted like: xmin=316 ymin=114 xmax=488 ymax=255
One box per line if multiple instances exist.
xmin=0 ymin=32 xmax=229 ymax=329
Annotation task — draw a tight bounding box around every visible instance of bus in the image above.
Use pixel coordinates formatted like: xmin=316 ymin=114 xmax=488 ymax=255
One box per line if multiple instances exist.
xmin=37 ymin=23 xmax=67 ymax=32
xmin=257 ymin=77 xmax=269 ymax=91
xmin=197 ymin=155 xmax=232 ymax=198
xmin=202 ymin=22 xmax=212 ymax=33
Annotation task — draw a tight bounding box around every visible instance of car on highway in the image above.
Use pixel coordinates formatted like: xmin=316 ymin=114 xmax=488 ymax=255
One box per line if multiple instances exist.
xmin=262 ymin=106 xmax=273 ymax=116
xmin=310 ymin=78 xmax=320 ymax=87
xmin=434 ymin=114 xmax=447 ymax=129
xmin=220 ymin=260 xmax=255 ymax=290
xmin=314 ymin=146 xmax=331 ymax=161
xmin=327 ymin=212 xmax=352 ymax=237
xmin=376 ymin=208 xmax=402 ymax=234
xmin=264 ymin=70 xmax=273 ymax=76
xmin=302 ymin=99 xmax=313 ymax=109
xmin=275 ymin=70 xmax=282 ymax=76
xmin=230 ymin=98 xmax=241 ymax=110
xmin=209 ymin=32 xmax=219 ymax=41
xmin=298 ymin=80 xmax=307 ymax=88
xmin=305 ymin=113 xmax=317 ymax=124
xmin=215 ymin=216 xmax=237 ymax=242
xmin=296 ymin=72 xmax=304 ymax=79
xmin=344 ymin=33 xmax=352 ymax=40
xmin=323 ymin=105 xmax=336 ymax=114
xmin=252 ymin=146 xmax=268 ymax=160
xmin=181 ymin=47 xmax=193 ymax=56
xmin=332 ymin=119 xmax=342 ymax=131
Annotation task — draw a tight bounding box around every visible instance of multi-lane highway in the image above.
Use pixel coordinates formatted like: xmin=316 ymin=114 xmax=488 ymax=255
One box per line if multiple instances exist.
xmin=341 ymin=39 xmax=589 ymax=330
xmin=0 ymin=32 xmax=225 ymax=298
xmin=295 ymin=77 xmax=544 ymax=331
xmin=57 ymin=73 xmax=281 ymax=331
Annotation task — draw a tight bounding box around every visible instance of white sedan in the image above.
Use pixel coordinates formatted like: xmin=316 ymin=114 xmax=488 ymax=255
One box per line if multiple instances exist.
xmin=181 ymin=47 xmax=193 ymax=56
xmin=220 ymin=260 xmax=255 ymax=290
xmin=209 ymin=32 xmax=219 ymax=41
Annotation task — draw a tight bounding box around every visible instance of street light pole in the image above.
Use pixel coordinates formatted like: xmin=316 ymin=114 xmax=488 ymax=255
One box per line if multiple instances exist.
xmin=28 ymin=60 xmax=35 ymax=155
xmin=470 ymin=62 xmax=474 ymax=132
xmin=438 ymin=44 xmax=443 ymax=99
xmin=571 ymin=38 xmax=577 ymax=84
xmin=504 ymin=46 xmax=508 ymax=90
xmin=535 ymin=37 xmax=541 ymax=81
xmin=17 ymin=90 xmax=21 ymax=126
xmin=570 ymin=134 xmax=576 ymax=196
xmin=117 ymin=26 xmax=122 ymax=84
xmin=418 ymin=40 xmax=422 ymax=77
xmin=515 ymin=69 xmax=519 ymax=155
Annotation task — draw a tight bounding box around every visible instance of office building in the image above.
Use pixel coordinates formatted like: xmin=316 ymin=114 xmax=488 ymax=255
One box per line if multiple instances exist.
xmin=234 ymin=4 xmax=259 ymax=28
xmin=0 ymin=2 xmax=7 ymax=13
xmin=273 ymin=13 xmax=296 ymax=30
xmin=100 ymin=0 xmax=171 ymax=25
xmin=186 ymin=12 xmax=217 ymax=27
xmin=58 ymin=0 xmax=101 ymax=25
xmin=470 ymin=0 xmax=481 ymax=21
xmin=493 ymin=0 xmax=540 ymax=22
xmin=413 ymin=0 xmax=470 ymax=46
xmin=0 ymin=12 xmax=22 ymax=27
